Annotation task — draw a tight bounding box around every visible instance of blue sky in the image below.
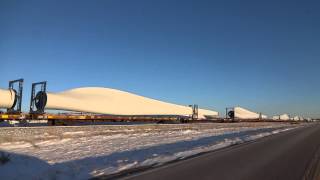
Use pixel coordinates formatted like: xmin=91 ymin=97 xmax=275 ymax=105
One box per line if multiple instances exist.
xmin=0 ymin=0 xmax=319 ymax=117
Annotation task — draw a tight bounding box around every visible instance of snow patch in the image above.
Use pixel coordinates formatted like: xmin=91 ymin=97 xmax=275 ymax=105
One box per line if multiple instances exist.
xmin=0 ymin=123 xmax=300 ymax=179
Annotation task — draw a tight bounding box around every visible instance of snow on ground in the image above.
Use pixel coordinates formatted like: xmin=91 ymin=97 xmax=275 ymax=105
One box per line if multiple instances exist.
xmin=0 ymin=122 xmax=302 ymax=179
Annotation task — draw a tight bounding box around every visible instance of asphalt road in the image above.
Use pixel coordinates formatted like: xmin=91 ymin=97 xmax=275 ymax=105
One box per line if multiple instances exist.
xmin=123 ymin=124 xmax=320 ymax=180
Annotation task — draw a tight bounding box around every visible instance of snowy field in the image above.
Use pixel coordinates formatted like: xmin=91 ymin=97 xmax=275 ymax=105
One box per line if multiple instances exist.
xmin=0 ymin=122 xmax=302 ymax=179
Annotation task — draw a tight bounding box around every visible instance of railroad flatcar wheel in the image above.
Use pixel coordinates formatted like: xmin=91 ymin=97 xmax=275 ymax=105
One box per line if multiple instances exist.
xmin=48 ymin=120 xmax=55 ymax=126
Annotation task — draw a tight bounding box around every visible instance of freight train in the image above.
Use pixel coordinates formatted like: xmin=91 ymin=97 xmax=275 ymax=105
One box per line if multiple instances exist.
xmin=0 ymin=79 xmax=221 ymax=125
